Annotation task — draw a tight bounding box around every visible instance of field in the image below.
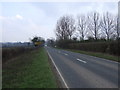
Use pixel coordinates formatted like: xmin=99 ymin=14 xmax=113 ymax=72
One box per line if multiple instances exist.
xmin=2 ymin=47 xmax=57 ymax=88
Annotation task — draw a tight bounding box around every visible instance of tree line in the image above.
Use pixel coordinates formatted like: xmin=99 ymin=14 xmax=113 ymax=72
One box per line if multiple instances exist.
xmin=55 ymin=12 xmax=119 ymax=41
xmin=54 ymin=12 xmax=120 ymax=55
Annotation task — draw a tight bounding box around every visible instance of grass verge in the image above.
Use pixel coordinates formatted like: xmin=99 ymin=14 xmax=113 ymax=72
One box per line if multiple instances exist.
xmin=65 ymin=49 xmax=119 ymax=62
xmin=2 ymin=47 xmax=57 ymax=88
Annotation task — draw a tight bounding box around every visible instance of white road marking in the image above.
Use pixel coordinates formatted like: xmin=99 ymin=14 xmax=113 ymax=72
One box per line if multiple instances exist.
xmin=64 ymin=53 xmax=68 ymax=56
xmin=47 ymin=50 xmax=69 ymax=89
xmin=77 ymin=58 xmax=87 ymax=63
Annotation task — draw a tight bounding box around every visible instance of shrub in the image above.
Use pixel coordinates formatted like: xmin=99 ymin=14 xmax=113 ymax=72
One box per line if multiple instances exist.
xmin=109 ymin=41 xmax=120 ymax=55
xmin=2 ymin=47 xmax=37 ymax=63
xmin=68 ymin=41 xmax=120 ymax=56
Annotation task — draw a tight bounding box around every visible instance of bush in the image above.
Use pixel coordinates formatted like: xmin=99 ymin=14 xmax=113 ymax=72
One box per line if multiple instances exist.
xmin=68 ymin=41 xmax=120 ymax=56
xmin=2 ymin=47 xmax=37 ymax=63
xmin=109 ymin=41 xmax=120 ymax=55
xmin=56 ymin=39 xmax=79 ymax=48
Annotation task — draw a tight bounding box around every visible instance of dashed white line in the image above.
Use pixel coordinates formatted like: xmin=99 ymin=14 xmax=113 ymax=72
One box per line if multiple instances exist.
xmin=64 ymin=53 xmax=68 ymax=56
xmin=77 ymin=58 xmax=87 ymax=63
xmin=46 ymin=50 xmax=69 ymax=88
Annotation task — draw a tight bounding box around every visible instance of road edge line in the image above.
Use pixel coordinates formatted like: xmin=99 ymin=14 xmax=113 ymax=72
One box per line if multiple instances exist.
xmin=46 ymin=50 xmax=69 ymax=89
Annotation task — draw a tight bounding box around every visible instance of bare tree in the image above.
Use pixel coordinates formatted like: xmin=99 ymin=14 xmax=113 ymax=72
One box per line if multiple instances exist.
xmin=55 ymin=21 xmax=66 ymax=40
xmin=55 ymin=15 xmax=76 ymax=40
xmin=87 ymin=12 xmax=101 ymax=40
xmin=101 ymin=12 xmax=115 ymax=40
xmin=114 ymin=15 xmax=120 ymax=39
xmin=67 ymin=17 xmax=76 ymax=39
xmin=77 ymin=15 xmax=87 ymax=40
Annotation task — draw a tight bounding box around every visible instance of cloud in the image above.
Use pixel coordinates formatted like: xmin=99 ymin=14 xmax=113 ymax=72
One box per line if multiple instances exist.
xmin=15 ymin=14 xmax=23 ymax=20
xmin=0 ymin=14 xmax=23 ymax=20
xmin=1 ymin=2 xmax=118 ymax=42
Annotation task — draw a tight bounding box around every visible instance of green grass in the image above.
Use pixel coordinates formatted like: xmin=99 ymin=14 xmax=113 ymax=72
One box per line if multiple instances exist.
xmin=65 ymin=49 xmax=119 ymax=62
xmin=2 ymin=47 xmax=57 ymax=88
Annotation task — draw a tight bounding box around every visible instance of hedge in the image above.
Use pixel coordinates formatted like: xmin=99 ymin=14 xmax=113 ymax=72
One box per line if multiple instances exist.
xmin=68 ymin=41 xmax=120 ymax=55
xmin=2 ymin=47 xmax=37 ymax=63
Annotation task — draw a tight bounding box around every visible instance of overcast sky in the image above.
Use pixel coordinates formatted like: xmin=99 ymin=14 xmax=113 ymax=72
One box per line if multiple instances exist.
xmin=0 ymin=2 xmax=118 ymax=42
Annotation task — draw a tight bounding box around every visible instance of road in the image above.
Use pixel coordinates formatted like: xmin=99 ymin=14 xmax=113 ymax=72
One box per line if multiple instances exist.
xmin=45 ymin=46 xmax=119 ymax=88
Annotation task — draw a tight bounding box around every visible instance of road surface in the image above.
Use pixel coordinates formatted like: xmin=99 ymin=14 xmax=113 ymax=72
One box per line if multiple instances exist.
xmin=45 ymin=46 xmax=119 ymax=88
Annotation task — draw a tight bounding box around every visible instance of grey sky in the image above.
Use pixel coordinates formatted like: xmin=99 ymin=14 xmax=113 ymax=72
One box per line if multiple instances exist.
xmin=1 ymin=2 xmax=118 ymax=42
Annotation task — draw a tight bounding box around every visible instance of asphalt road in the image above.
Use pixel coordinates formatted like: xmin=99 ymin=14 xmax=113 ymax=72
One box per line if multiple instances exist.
xmin=45 ymin=46 xmax=119 ymax=88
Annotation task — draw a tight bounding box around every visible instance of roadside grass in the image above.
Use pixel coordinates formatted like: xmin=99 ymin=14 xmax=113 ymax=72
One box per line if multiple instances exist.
xmin=65 ymin=49 xmax=119 ymax=62
xmin=2 ymin=47 xmax=57 ymax=88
